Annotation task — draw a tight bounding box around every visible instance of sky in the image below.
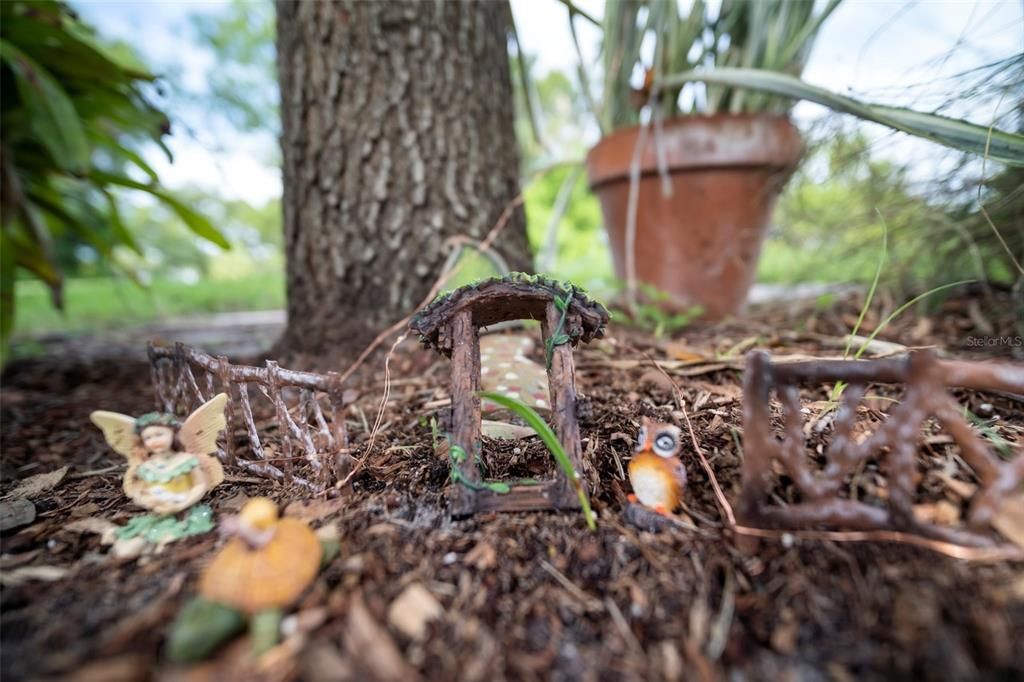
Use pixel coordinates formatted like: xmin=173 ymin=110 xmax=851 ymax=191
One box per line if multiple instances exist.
xmin=75 ymin=0 xmax=1024 ymax=204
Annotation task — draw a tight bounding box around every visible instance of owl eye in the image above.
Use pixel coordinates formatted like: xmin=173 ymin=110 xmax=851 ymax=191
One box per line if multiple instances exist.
xmin=653 ymin=432 xmax=677 ymax=457
xmin=636 ymin=426 xmax=648 ymax=451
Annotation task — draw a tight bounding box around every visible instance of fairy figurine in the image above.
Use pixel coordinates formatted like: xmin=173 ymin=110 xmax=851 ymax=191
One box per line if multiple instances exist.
xmin=90 ymin=394 xmax=228 ymax=552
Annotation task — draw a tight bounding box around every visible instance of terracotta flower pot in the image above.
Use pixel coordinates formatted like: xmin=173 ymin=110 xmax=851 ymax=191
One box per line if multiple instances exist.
xmin=585 ymin=114 xmax=804 ymax=319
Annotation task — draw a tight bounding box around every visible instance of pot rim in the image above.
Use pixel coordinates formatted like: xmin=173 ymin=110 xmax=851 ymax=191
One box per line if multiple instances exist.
xmin=585 ymin=112 xmax=805 ymax=189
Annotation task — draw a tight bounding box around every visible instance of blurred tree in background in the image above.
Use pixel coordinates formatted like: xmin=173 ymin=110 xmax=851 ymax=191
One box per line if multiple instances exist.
xmin=190 ymin=0 xmax=277 ymax=136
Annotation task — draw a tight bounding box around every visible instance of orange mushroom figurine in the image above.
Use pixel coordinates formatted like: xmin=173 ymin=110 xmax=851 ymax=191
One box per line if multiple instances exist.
xmin=167 ymin=497 xmax=340 ymax=661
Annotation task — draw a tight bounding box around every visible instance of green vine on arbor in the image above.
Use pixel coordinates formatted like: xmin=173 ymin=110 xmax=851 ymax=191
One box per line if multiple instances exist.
xmin=448 ymin=442 xmax=511 ymax=494
xmin=545 ymin=289 xmax=573 ymax=369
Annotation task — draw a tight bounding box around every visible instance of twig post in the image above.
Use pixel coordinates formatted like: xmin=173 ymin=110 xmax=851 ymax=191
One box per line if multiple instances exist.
xmin=542 ymin=299 xmax=585 ymax=508
xmin=449 ymin=308 xmax=483 ymax=515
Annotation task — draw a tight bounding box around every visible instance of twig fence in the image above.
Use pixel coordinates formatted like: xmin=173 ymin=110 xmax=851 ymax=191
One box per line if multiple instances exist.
xmin=740 ymin=349 xmax=1024 ymax=548
xmin=148 ymin=343 xmax=349 ymax=491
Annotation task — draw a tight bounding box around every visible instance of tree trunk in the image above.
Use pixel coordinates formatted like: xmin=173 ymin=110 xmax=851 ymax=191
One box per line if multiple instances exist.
xmin=275 ymin=0 xmax=531 ymax=355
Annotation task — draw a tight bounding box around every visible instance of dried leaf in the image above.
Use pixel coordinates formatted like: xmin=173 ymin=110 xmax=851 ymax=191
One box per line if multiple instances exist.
xmin=481 ymin=420 xmax=537 ymax=440
xmin=282 ymin=607 xmax=328 ymax=638
xmin=7 ymin=465 xmax=68 ymax=500
xmin=221 ymin=491 xmax=250 ymax=511
xmin=0 ymin=498 xmax=36 ymax=531
xmin=662 ymin=342 xmax=709 ymax=363
xmin=69 ymin=502 xmax=100 ymax=518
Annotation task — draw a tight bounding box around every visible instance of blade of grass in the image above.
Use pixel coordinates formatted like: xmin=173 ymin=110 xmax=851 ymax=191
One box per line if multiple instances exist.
xmin=479 ymin=391 xmax=596 ymax=530
xmin=844 ymin=210 xmax=888 ymax=358
xmin=853 ymin=279 xmax=974 ymax=360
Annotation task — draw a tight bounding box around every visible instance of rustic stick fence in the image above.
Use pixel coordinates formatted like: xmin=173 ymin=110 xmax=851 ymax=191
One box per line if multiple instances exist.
xmin=148 ymin=342 xmax=350 ymax=491
xmin=740 ymin=349 xmax=1024 ymax=548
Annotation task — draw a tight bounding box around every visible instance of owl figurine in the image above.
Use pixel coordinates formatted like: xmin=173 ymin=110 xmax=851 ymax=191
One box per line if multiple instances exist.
xmin=90 ymin=394 xmax=227 ymax=515
xmin=628 ymin=417 xmax=687 ymax=515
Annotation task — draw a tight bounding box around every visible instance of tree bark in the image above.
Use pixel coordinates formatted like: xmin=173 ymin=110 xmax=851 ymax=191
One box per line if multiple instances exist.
xmin=275 ymin=0 xmax=532 ymax=355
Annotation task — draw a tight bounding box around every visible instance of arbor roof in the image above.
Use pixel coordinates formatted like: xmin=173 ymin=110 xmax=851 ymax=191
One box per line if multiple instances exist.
xmin=410 ymin=273 xmax=609 ymax=357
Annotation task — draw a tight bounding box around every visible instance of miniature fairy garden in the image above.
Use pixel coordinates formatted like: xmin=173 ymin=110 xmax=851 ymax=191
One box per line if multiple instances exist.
xmin=2 ymin=276 xmax=1023 ymax=680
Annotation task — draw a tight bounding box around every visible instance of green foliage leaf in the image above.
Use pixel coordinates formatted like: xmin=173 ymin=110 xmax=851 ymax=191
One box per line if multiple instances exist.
xmin=250 ymin=607 xmax=283 ymax=657
xmin=479 ymin=391 xmax=597 ymax=530
xmin=595 ymin=0 xmax=837 ymax=123
xmin=89 ymin=131 xmax=160 ymax=183
xmin=0 ymin=230 xmax=16 ymax=362
xmin=166 ymin=597 xmax=245 ymax=662
xmin=92 ymin=172 xmax=230 ymax=249
xmin=101 ymin=189 xmax=141 ymax=255
xmin=0 ymin=40 xmax=90 ymax=173
xmin=0 ymin=2 xmax=224 ymax=356
xmin=448 ymin=442 xmax=511 ymax=494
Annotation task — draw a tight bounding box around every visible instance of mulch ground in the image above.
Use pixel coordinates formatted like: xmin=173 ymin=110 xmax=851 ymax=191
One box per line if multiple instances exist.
xmin=2 ymin=288 xmax=1022 ymax=682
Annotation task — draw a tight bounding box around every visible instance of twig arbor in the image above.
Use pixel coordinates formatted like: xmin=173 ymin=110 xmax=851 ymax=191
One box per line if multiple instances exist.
xmin=410 ymin=275 xmax=609 ymax=517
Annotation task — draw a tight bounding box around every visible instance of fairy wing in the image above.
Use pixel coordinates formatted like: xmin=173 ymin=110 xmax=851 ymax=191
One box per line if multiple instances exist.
xmin=179 ymin=393 xmax=228 ymax=457
xmin=90 ymin=411 xmax=142 ymax=460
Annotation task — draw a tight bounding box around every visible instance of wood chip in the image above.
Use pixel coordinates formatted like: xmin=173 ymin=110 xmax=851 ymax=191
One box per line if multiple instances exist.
xmin=346 ymin=593 xmax=419 ymax=682
xmin=770 ymin=609 xmax=799 ymax=654
xmin=639 ymin=369 xmax=675 ymax=392
xmin=992 ymin=494 xmax=1024 ymax=549
xmin=0 ymin=564 xmax=70 ymax=586
xmin=464 ymin=541 xmax=497 ymax=570
xmin=935 ymin=472 xmax=978 ymax=500
xmin=64 ymin=517 xmax=120 ymax=540
xmin=302 ymin=642 xmax=354 ymax=682
xmin=912 ymin=501 xmax=961 ymax=526
xmin=285 ymin=496 xmax=345 ymax=521
xmin=57 ymin=654 xmax=149 ymax=682
xmin=6 ymin=465 xmax=69 ymax=500
xmin=387 ymin=583 xmax=444 ymax=640
xmin=0 ymin=498 xmax=36 ymax=532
